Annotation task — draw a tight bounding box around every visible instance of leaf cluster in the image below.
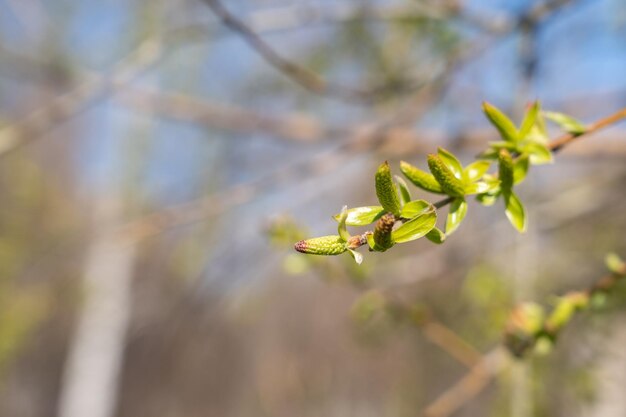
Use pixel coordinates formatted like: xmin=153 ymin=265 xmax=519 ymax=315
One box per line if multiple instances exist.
xmin=294 ymin=102 xmax=588 ymax=264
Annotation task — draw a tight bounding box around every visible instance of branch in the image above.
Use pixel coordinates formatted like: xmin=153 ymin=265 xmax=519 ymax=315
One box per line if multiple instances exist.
xmin=422 ymin=347 xmax=509 ymax=417
xmin=549 ymin=107 xmax=626 ymax=152
xmin=199 ymin=0 xmax=454 ymax=104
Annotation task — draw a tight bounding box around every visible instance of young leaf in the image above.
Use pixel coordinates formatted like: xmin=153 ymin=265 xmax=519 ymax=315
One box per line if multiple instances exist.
xmin=425 ymin=227 xmax=446 ymax=244
xmin=427 ymin=154 xmax=466 ymax=197
xmin=605 ymin=252 xmax=625 ymax=275
xmin=464 ymin=160 xmax=491 ymax=183
xmin=395 ymin=175 xmax=412 ymax=206
xmin=437 ymin=147 xmax=463 ymax=179
xmin=483 ymin=102 xmax=519 ymax=142
xmin=504 ymin=191 xmax=527 ymax=232
xmin=476 ymin=192 xmax=499 ymax=206
xmin=391 ymin=209 xmax=437 ymax=243
xmin=504 ymin=302 xmax=545 ymax=357
xmin=514 ymin=154 xmax=530 ymax=185
xmin=400 ymin=161 xmax=443 ymax=194
xmin=543 ymin=111 xmax=587 ymax=135
xmin=519 ymin=101 xmax=540 ymax=139
xmin=523 ymin=142 xmax=553 ymax=165
xmin=337 ymin=206 xmax=350 ymax=242
xmin=400 ymin=199 xmax=432 ymax=218
xmin=545 ymin=292 xmax=589 ymax=331
xmin=334 ymin=206 xmax=385 ymax=226
xmin=375 ymin=161 xmax=401 ymax=216
xmin=464 ymin=181 xmax=493 ymax=195
xmin=445 ymin=197 xmax=467 ymax=235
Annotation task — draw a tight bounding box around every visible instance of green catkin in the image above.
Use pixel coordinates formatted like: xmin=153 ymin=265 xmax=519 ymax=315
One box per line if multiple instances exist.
xmin=375 ymin=161 xmax=401 ymax=216
xmin=294 ymin=235 xmax=346 ymax=255
xmin=426 ymin=155 xmax=465 ymax=197
xmin=373 ymin=213 xmax=395 ymax=251
xmin=399 ymin=161 xmax=443 ymax=194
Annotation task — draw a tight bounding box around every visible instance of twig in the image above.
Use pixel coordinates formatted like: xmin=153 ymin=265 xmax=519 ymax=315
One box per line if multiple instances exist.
xmin=549 ymin=107 xmax=626 ymax=152
xmin=422 ymin=347 xmax=509 ymax=417
xmin=199 ymin=0 xmax=452 ymax=104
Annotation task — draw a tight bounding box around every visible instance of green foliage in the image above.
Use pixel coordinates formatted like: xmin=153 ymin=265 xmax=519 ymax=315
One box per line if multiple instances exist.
xmin=392 ymin=205 xmax=437 ymax=243
xmin=543 ymin=111 xmax=587 ymax=135
xmin=480 ymin=101 xmax=553 ymax=165
xmin=333 ymin=206 xmax=385 ymax=226
xmin=503 ymin=254 xmax=626 ymax=358
xmin=445 ymin=197 xmax=467 ymax=235
xmin=295 ymin=102 xmax=592 ymax=264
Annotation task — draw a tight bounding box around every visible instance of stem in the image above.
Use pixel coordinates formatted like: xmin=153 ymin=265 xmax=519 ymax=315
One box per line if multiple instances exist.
xmin=549 ymin=107 xmax=626 ymax=152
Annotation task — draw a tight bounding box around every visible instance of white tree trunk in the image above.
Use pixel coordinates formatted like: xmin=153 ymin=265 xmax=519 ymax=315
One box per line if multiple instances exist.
xmin=56 ymin=199 xmax=136 ymax=417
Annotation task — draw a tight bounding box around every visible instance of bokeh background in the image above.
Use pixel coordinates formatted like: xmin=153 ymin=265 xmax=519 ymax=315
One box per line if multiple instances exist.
xmin=1 ymin=0 xmax=626 ymax=416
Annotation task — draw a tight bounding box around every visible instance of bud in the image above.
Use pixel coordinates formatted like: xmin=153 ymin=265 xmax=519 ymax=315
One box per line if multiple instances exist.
xmin=375 ymin=161 xmax=401 ymax=216
xmin=346 ymin=235 xmax=367 ymax=250
xmin=294 ymin=235 xmax=346 ymax=255
xmin=427 ymin=154 xmax=466 ymax=197
xmin=503 ymin=302 xmax=545 ymax=357
xmin=544 ymin=292 xmax=588 ymax=333
xmin=372 ymin=213 xmax=395 ymax=252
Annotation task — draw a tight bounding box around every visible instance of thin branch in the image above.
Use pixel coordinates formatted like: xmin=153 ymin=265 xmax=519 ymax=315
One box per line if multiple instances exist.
xmin=199 ymin=0 xmax=452 ymax=104
xmin=549 ymin=107 xmax=626 ymax=152
xmin=422 ymin=347 xmax=509 ymax=417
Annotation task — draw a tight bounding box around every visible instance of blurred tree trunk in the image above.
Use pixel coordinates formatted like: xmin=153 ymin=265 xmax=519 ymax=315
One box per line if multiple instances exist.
xmin=56 ymin=197 xmax=136 ymax=417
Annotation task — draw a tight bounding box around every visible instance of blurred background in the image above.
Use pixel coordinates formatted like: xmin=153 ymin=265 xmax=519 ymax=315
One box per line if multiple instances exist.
xmin=0 ymin=0 xmax=625 ymax=416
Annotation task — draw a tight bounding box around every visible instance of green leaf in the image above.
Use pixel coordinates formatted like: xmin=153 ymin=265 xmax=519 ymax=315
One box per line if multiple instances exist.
xmin=427 ymin=154 xmax=466 ymax=197
xmin=543 ymin=111 xmax=587 ymax=135
xmin=445 ymin=197 xmax=467 ymax=235
xmin=605 ymin=252 xmax=625 ymax=275
xmin=464 ymin=181 xmax=493 ymax=195
xmin=375 ymin=161 xmax=401 ymax=216
xmin=523 ymin=142 xmax=553 ymax=165
xmin=400 ymin=199 xmax=432 ymax=218
xmin=337 ymin=206 xmax=350 ymax=241
xmin=488 ymin=141 xmax=517 ymax=151
xmin=395 ymin=175 xmax=412 ymax=206
xmin=545 ymin=292 xmax=589 ymax=331
xmin=518 ymin=101 xmax=540 ymax=139
xmin=437 ymin=147 xmax=463 ymax=179
xmin=478 ymin=148 xmax=499 ymax=160
xmin=391 ymin=209 xmax=437 ymax=243
xmin=400 ymin=161 xmax=443 ymax=194
xmin=498 ymin=149 xmax=514 ymax=193
xmin=425 ymin=227 xmax=446 ymax=244
xmin=513 ymin=155 xmax=530 ymax=185
xmin=504 ymin=191 xmax=526 ymax=232
xmin=483 ymin=102 xmax=519 ymax=142
xmin=333 ymin=206 xmax=385 ymax=226
xmin=464 ymin=160 xmax=491 ymax=183
xmin=476 ymin=192 xmax=499 ymax=206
